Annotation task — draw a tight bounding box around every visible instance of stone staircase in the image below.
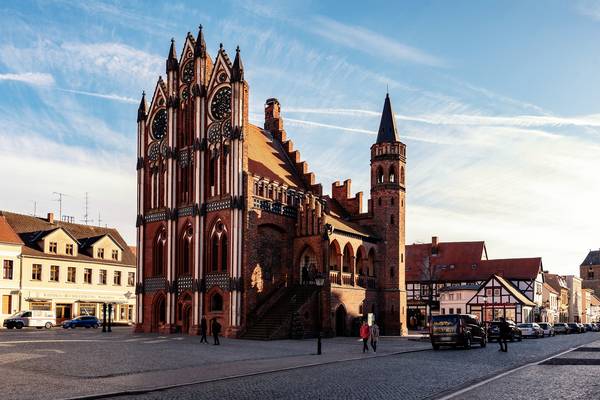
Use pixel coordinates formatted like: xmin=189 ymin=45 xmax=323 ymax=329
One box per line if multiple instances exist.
xmin=242 ymin=285 xmax=319 ymax=340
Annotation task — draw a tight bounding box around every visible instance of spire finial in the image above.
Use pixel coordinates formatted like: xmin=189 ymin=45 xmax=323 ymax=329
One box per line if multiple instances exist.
xmin=386 ymin=84 xmax=389 ymax=96
xmin=232 ymin=45 xmax=244 ymax=82
xmin=166 ymin=38 xmax=178 ymax=72
xmin=219 ymin=42 xmax=223 ymax=50
xmin=236 ymin=45 xmax=240 ymax=53
xmin=195 ymin=24 xmax=206 ymax=59
xmin=199 ymin=24 xmax=203 ymax=31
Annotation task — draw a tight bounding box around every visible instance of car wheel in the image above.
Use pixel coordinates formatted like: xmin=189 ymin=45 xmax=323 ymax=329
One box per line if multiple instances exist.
xmin=480 ymin=336 xmax=487 ymax=348
xmin=92 ymin=323 xmax=99 ymax=329
xmin=85 ymin=325 xmax=91 ymax=329
xmin=71 ymin=325 xmax=76 ymax=329
xmin=518 ymin=334 xmax=522 ymax=342
xmin=63 ymin=325 xmax=69 ymax=329
xmin=44 ymin=322 xmax=53 ymax=329
xmin=510 ymin=334 xmax=515 ymax=342
xmin=16 ymin=322 xmax=23 ymax=329
xmin=465 ymin=336 xmax=472 ymax=350
xmin=432 ymin=344 xmax=440 ymax=350
xmin=6 ymin=324 xmax=13 ymax=329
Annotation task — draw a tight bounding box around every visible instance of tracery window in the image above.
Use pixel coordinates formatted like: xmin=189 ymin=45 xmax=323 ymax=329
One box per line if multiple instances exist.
xmin=179 ymin=224 xmax=193 ymax=275
xmin=153 ymin=227 xmax=167 ymax=276
xmin=209 ymin=221 xmax=228 ymax=273
xmin=211 ymin=293 xmax=223 ymax=311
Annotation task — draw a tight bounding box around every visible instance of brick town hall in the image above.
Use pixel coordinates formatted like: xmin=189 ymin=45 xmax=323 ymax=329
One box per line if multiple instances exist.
xmin=135 ymin=27 xmax=408 ymax=338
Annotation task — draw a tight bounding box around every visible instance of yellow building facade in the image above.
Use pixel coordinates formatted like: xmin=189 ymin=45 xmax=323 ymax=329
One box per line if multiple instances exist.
xmin=0 ymin=211 xmax=136 ymax=325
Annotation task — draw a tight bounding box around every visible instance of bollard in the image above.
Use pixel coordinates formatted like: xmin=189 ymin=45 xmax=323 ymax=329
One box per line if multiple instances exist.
xmin=107 ymin=303 xmax=112 ymax=333
xmin=102 ymin=303 xmax=107 ymax=333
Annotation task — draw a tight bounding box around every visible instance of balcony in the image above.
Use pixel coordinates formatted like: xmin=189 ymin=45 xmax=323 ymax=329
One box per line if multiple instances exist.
xmin=329 ymin=270 xmax=376 ymax=289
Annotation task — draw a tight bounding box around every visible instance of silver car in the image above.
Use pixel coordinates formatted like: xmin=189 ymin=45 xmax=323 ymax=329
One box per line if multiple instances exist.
xmin=517 ymin=323 xmax=544 ymax=338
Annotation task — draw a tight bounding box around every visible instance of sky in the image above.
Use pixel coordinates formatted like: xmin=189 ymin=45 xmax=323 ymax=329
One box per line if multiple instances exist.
xmin=0 ymin=0 xmax=599 ymax=275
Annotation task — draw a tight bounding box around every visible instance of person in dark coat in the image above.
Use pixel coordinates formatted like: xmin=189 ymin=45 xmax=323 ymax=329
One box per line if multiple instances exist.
xmin=200 ymin=316 xmax=208 ymax=344
xmin=301 ymin=265 xmax=309 ymax=285
xmin=498 ymin=317 xmax=509 ymax=352
xmin=212 ymin=318 xmax=221 ymax=345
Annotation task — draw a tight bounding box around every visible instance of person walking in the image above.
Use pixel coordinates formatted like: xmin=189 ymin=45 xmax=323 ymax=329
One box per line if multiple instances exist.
xmin=199 ymin=315 xmax=208 ymax=344
xmin=212 ymin=318 xmax=221 ymax=345
xmin=360 ymin=321 xmax=370 ymax=353
xmin=370 ymin=322 xmax=380 ymax=353
xmin=498 ymin=317 xmax=509 ymax=353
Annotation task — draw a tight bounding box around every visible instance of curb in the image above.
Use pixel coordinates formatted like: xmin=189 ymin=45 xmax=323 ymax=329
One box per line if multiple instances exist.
xmin=63 ymin=347 xmax=432 ymax=400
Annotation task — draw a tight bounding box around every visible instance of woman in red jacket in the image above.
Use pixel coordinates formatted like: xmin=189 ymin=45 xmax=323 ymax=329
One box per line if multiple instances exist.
xmin=360 ymin=321 xmax=370 ymax=353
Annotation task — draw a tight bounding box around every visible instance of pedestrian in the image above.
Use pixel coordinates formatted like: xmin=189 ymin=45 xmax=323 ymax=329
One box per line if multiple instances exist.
xmin=370 ymin=321 xmax=380 ymax=353
xmin=301 ymin=265 xmax=309 ymax=285
xmin=498 ymin=317 xmax=509 ymax=353
xmin=360 ymin=320 xmax=370 ymax=353
xmin=200 ymin=315 xmax=208 ymax=344
xmin=212 ymin=318 xmax=221 ymax=345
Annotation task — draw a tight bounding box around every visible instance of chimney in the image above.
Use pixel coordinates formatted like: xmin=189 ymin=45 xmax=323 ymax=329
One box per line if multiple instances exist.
xmin=431 ymin=236 xmax=439 ymax=255
xmin=264 ymin=98 xmax=285 ymax=141
xmin=47 ymin=212 xmax=54 ymax=224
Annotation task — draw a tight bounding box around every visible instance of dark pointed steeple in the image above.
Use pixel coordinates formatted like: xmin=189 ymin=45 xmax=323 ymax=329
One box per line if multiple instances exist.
xmin=137 ymin=91 xmax=147 ymax=122
xmin=194 ymin=24 xmax=206 ymax=59
xmin=166 ymin=38 xmax=179 ymax=72
xmin=232 ymin=46 xmax=244 ymax=82
xmin=376 ymin=93 xmax=399 ymax=143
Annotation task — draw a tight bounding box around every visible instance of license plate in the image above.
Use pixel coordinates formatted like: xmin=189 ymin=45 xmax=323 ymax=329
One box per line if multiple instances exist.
xmin=440 ymin=337 xmax=452 ymax=342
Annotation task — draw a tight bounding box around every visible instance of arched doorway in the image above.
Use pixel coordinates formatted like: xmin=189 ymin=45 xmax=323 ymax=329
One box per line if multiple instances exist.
xmin=182 ymin=304 xmax=192 ymax=334
xmin=151 ymin=293 xmax=166 ymax=333
xmin=335 ymin=305 xmax=347 ymax=336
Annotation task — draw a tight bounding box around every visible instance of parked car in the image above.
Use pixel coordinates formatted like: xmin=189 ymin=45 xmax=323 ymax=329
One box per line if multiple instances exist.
xmin=62 ymin=316 xmax=100 ymax=329
xmin=592 ymin=323 xmax=600 ymax=332
xmin=430 ymin=314 xmax=487 ymax=350
xmin=553 ymin=323 xmax=571 ymax=334
xmin=3 ymin=310 xmax=56 ymax=329
xmin=584 ymin=323 xmax=595 ymax=332
xmin=487 ymin=320 xmax=522 ymax=342
xmin=577 ymin=323 xmax=587 ymax=333
xmin=517 ymin=323 xmax=544 ymax=338
xmin=538 ymin=323 xmax=555 ymax=337
xmin=568 ymin=323 xmax=583 ymax=333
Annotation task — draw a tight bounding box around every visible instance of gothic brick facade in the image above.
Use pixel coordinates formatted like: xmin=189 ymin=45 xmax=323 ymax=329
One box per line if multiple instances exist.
xmin=135 ymin=27 xmax=408 ymax=337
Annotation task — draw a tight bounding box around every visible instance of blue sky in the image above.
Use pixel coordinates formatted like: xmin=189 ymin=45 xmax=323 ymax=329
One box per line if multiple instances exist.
xmin=1 ymin=0 xmax=599 ymax=275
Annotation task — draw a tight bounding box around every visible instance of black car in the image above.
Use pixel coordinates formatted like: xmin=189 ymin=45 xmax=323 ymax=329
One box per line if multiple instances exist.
xmin=567 ymin=323 xmax=583 ymax=333
xmin=431 ymin=314 xmax=487 ymax=350
xmin=487 ymin=320 xmax=523 ymax=342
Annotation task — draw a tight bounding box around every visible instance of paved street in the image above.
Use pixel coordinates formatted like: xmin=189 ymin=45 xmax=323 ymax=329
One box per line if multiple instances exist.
xmin=0 ymin=328 xmax=599 ymax=399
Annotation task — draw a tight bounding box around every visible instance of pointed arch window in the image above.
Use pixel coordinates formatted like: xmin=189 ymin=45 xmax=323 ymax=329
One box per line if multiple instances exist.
xmin=209 ymin=221 xmax=228 ymax=273
xmin=389 ymin=166 xmax=396 ymax=183
xmin=400 ymin=166 xmax=405 ymax=185
xmin=376 ymin=167 xmax=384 ymax=184
xmin=210 ymin=292 xmax=223 ymax=311
xmin=179 ymin=224 xmax=193 ymax=275
xmin=153 ymin=227 xmax=167 ymax=276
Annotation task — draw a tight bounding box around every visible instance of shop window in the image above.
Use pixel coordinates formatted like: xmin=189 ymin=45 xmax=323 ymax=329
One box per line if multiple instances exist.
xmin=79 ymin=303 xmax=97 ymax=316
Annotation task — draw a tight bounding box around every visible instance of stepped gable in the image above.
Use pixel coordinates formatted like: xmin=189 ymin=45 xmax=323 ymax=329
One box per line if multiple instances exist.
xmin=330 ymin=179 xmax=363 ymax=216
xmin=258 ymin=99 xmax=322 ymax=195
xmin=0 ymin=210 xmax=135 ymax=266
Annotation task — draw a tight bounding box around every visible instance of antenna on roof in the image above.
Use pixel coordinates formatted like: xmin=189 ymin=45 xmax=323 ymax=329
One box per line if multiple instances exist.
xmin=31 ymin=200 xmax=37 ymax=217
xmin=82 ymin=192 xmax=91 ymax=225
xmin=52 ymin=192 xmax=69 ymax=221
xmin=97 ymin=212 xmax=102 ymax=227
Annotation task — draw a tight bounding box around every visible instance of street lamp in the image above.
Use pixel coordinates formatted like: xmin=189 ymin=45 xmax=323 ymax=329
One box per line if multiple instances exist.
xmin=315 ymin=273 xmax=325 ymax=355
xmin=483 ymin=296 xmax=488 ymax=324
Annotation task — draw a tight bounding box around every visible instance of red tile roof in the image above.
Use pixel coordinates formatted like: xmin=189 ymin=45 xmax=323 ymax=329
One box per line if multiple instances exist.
xmin=543 ymin=273 xmax=567 ymax=292
xmin=406 ymin=240 xmax=542 ymax=282
xmin=406 ymin=241 xmax=487 ymax=281
xmin=543 ymin=282 xmax=559 ymax=295
xmin=0 ymin=216 xmax=23 ymax=245
xmin=0 ymin=211 xmax=135 ymax=266
xmin=247 ymin=124 xmax=306 ymax=189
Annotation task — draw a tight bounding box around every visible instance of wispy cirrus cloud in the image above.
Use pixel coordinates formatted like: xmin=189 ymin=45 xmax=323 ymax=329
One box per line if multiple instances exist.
xmin=0 ymin=72 xmax=55 ymax=86
xmin=57 ymin=88 xmax=138 ymax=104
xmin=307 ymin=16 xmax=445 ymax=67
xmin=574 ymin=0 xmax=600 ymax=20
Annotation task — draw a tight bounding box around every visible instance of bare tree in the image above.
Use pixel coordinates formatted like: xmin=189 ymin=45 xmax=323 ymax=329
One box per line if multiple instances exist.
xmin=417 ymin=254 xmax=439 ymax=326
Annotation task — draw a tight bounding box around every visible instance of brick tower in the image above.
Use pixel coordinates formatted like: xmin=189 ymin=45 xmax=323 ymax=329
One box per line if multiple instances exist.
xmin=371 ymin=93 xmax=407 ymax=335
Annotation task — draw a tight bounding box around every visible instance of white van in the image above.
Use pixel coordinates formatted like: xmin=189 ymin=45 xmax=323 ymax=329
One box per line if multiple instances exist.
xmin=3 ymin=310 xmax=56 ymax=329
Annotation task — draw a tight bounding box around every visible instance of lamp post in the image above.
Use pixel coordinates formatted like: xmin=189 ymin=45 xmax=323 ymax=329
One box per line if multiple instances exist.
xmin=483 ymin=296 xmax=488 ymax=325
xmin=315 ymin=273 xmax=325 ymax=355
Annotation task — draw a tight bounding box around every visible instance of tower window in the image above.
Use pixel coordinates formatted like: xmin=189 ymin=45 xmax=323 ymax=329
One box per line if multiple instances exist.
xmin=376 ymin=167 xmax=384 ymax=184
xmin=401 ymin=167 xmax=405 ymax=185
xmin=390 ymin=214 xmax=394 ymax=225
xmin=378 ymin=198 xmax=382 ymax=206
xmin=390 ymin=267 xmax=395 ymax=278
xmin=389 ymin=166 xmax=396 ymax=183
xmin=391 ymin=198 xmax=394 ymax=206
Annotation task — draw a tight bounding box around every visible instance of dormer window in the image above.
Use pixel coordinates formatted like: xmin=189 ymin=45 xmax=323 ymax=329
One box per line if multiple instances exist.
xmin=112 ymin=250 xmax=119 ymax=261
xmin=49 ymin=242 xmax=57 ymax=254
xmin=66 ymin=244 xmax=73 ymax=256
xmin=97 ymin=248 xmax=105 ymax=259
